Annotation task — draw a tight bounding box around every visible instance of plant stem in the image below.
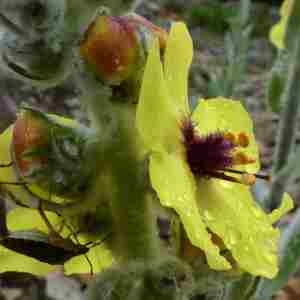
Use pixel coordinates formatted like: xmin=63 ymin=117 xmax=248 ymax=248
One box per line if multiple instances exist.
xmin=75 ymin=63 xmax=159 ymax=261
xmin=223 ymin=0 xmax=252 ymax=98
xmin=267 ymin=22 xmax=300 ymax=211
xmin=107 ymin=107 xmax=159 ymax=260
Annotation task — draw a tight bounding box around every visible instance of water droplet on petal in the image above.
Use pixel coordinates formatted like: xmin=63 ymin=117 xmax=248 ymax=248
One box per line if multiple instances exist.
xmin=203 ymin=210 xmax=214 ymax=221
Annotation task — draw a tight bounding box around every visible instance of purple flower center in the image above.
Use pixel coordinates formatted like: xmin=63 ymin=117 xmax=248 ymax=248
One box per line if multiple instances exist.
xmin=182 ymin=119 xmax=236 ymax=178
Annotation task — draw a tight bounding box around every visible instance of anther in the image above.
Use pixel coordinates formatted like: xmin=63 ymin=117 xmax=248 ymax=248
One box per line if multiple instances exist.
xmin=0 ymin=181 xmax=27 ymax=186
xmin=241 ymin=174 xmax=256 ymax=185
xmin=221 ymin=168 xmax=270 ymax=183
xmin=224 ymin=132 xmax=237 ymax=145
xmin=206 ymin=171 xmax=255 ymax=186
xmin=233 ymin=152 xmax=256 ymax=165
xmin=0 ymin=162 xmax=13 ymax=168
xmin=237 ymin=132 xmax=250 ymax=148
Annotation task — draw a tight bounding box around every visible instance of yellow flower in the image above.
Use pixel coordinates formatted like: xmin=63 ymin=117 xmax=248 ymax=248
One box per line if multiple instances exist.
xmin=136 ymin=22 xmax=293 ymax=278
xmin=270 ymin=0 xmax=294 ymax=49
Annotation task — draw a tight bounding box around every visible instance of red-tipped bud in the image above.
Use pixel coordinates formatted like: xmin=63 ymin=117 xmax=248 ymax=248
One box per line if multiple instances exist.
xmin=13 ymin=109 xmax=50 ymax=177
xmin=12 ymin=107 xmax=95 ymax=199
xmin=80 ymin=14 xmax=168 ymax=85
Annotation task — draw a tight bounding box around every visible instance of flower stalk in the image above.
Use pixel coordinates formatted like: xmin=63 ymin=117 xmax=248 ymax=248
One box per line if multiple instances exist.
xmin=74 ymin=58 xmax=160 ymax=261
xmin=267 ymin=0 xmax=300 ymax=211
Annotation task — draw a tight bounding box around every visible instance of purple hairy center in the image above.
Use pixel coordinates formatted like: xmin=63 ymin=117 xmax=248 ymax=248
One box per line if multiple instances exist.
xmin=182 ymin=119 xmax=236 ymax=177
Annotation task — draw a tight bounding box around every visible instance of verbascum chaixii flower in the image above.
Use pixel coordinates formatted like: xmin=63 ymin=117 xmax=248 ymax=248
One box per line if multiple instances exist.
xmin=270 ymin=0 xmax=294 ymax=49
xmin=136 ymin=22 xmax=294 ymax=278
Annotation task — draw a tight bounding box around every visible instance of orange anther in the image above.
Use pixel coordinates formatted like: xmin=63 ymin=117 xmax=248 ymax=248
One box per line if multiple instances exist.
xmin=238 ymin=132 xmax=250 ymax=148
xmin=233 ymin=152 xmax=256 ymax=165
xmin=241 ymin=174 xmax=256 ymax=185
xmin=224 ymin=132 xmax=237 ymax=144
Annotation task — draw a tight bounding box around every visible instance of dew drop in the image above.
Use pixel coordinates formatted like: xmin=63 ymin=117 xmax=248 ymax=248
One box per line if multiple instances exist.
xmin=53 ymin=170 xmax=64 ymax=184
xmin=264 ymin=253 xmax=274 ymax=262
xmin=203 ymin=210 xmax=214 ymax=221
xmin=252 ymin=208 xmax=262 ymax=218
xmin=227 ymin=234 xmax=237 ymax=247
xmin=62 ymin=139 xmax=79 ymax=158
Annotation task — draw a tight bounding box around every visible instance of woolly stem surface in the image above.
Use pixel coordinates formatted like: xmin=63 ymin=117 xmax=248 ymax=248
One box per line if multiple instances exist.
xmin=268 ymin=2 xmax=300 ymax=211
xmin=76 ymin=66 xmax=159 ymax=260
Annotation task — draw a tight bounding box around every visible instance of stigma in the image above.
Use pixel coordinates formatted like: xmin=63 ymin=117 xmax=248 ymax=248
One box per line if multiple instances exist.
xmin=181 ymin=119 xmax=268 ymax=185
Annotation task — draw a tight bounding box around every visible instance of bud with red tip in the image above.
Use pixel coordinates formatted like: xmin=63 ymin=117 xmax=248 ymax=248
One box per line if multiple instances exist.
xmin=80 ymin=13 xmax=168 ymax=95
xmin=12 ymin=106 xmax=96 ymax=199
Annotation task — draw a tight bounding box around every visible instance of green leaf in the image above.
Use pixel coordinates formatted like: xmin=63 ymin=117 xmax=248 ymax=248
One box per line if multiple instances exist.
xmin=255 ymin=208 xmax=300 ymax=300
xmin=267 ymin=72 xmax=285 ymax=113
xmin=267 ymin=52 xmax=289 ymax=113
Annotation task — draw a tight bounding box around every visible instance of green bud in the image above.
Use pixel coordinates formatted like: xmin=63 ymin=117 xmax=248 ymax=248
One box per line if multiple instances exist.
xmin=12 ymin=106 xmax=97 ymax=199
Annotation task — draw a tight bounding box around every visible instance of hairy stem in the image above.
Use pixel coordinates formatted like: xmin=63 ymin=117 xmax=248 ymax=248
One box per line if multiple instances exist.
xmin=75 ymin=61 xmax=159 ymax=261
xmin=267 ymin=6 xmax=300 ymax=211
xmin=108 ymin=108 xmax=159 ymax=260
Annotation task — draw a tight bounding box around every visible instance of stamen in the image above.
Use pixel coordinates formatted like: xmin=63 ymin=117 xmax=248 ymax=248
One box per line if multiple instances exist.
xmin=0 ymin=181 xmax=27 ymax=186
xmin=224 ymin=132 xmax=237 ymax=145
xmin=205 ymin=171 xmax=255 ymax=186
xmin=240 ymin=174 xmax=256 ymax=185
xmin=237 ymin=132 xmax=250 ymax=148
xmin=222 ymin=168 xmax=271 ymax=181
xmin=233 ymin=152 xmax=256 ymax=165
xmin=0 ymin=162 xmax=13 ymax=168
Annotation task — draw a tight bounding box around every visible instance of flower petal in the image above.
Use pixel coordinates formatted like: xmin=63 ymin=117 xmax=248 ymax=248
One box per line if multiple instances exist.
xmin=269 ymin=0 xmax=293 ymax=50
xmin=197 ymin=178 xmax=286 ymax=278
xmin=164 ymin=22 xmax=192 ymax=116
xmin=7 ymin=207 xmax=60 ymax=230
xmin=0 ymin=207 xmax=62 ymax=275
xmin=4 ymin=207 xmax=114 ymax=274
xmin=192 ymin=98 xmax=260 ymax=173
xmin=0 ymin=246 xmax=56 ymax=275
xmin=149 ymin=151 xmax=231 ymax=270
xmin=270 ymin=21 xmax=286 ymax=50
xmin=268 ymin=192 xmax=294 ymax=224
xmin=136 ymin=38 xmax=181 ymax=153
xmin=65 ymin=240 xmax=114 ymax=274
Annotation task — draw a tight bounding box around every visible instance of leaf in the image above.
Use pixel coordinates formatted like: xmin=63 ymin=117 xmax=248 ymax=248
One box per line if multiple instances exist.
xmin=267 ymin=72 xmax=285 ymax=113
xmin=267 ymin=52 xmax=289 ymax=113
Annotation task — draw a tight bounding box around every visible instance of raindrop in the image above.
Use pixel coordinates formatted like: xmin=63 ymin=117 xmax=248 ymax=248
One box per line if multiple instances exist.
xmin=53 ymin=170 xmax=64 ymax=184
xmin=227 ymin=230 xmax=241 ymax=247
xmin=203 ymin=210 xmax=214 ymax=221
xmin=62 ymin=139 xmax=79 ymax=158
xmin=264 ymin=253 xmax=274 ymax=263
xmin=252 ymin=208 xmax=262 ymax=218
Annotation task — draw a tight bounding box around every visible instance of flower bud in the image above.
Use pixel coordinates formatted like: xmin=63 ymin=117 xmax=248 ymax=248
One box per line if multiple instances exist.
xmin=80 ymin=13 xmax=168 ymax=86
xmin=12 ymin=107 xmax=95 ymax=199
xmin=13 ymin=108 xmax=50 ymax=177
